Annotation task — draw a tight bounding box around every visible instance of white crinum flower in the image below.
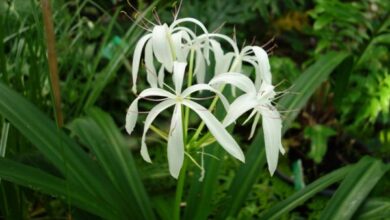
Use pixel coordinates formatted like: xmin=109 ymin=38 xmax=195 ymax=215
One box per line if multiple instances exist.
xmin=131 ymin=18 xmax=211 ymax=93
xmin=126 ymin=62 xmax=245 ymax=178
xmin=209 ymin=72 xmax=285 ymax=175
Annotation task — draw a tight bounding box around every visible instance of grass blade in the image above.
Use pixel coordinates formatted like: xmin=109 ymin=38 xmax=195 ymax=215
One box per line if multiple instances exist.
xmin=355 ymin=197 xmax=390 ymax=220
xmin=319 ymin=157 xmax=389 ymax=220
xmin=0 ymin=158 xmax=113 ymax=218
xmin=70 ymin=108 xmax=155 ymax=220
xmin=259 ymin=165 xmax=351 ymax=219
xmin=0 ymin=82 xmax=125 ymax=217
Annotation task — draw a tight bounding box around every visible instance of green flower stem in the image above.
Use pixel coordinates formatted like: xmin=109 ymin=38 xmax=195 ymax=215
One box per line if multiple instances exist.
xmin=173 ymin=158 xmax=188 ymax=220
xmin=173 ymin=48 xmax=195 ymax=220
xmin=183 ymin=49 xmax=195 ymax=143
xmin=189 ymin=85 xmax=225 ymax=143
xmin=150 ymin=125 xmax=168 ymax=141
xmin=189 ymin=56 xmax=240 ymax=145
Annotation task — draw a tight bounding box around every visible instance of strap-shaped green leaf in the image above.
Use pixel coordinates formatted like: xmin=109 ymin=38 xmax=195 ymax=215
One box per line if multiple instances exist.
xmin=320 ymin=157 xmax=389 ymax=220
xmin=259 ymin=165 xmax=351 ymax=219
xmin=355 ymin=197 xmax=390 ymax=220
xmin=70 ymin=108 xmax=156 ymax=220
xmin=0 ymin=82 xmax=125 ymax=217
xmin=0 ymin=158 xmax=114 ymax=218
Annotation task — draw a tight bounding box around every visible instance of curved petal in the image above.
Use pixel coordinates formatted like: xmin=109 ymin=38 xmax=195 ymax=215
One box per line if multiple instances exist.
xmin=210 ymin=40 xmax=224 ymax=75
xmin=182 ymin=100 xmax=245 ymax=162
xmin=125 ymin=88 xmax=174 ymax=135
xmin=141 ymin=99 xmax=176 ymax=162
xmin=252 ymin=46 xmax=272 ymax=85
xmin=242 ymin=56 xmax=262 ymax=89
xmin=125 ymin=97 xmax=141 ymax=135
xmin=172 ymin=26 xmax=196 ymax=41
xmin=171 ymin=31 xmax=190 ymax=62
xmin=194 ymin=48 xmax=206 ymax=84
xmin=167 ymin=104 xmax=184 ymax=178
xmin=209 ymin=72 xmax=257 ymax=94
xmin=248 ymin=112 xmax=261 ymax=140
xmin=260 ymin=105 xmax=284 ymax=175
xmin=145 ymin=40 xmax=158 ymax=88
xmin=181 ymin=84 xmax=230 ymax=111
xmin=138 ymin=87 xmax=175 ymax=99
xmin=198 ymin=33 xmax=240 ymax=58
xmin=170 ymin=18 xmax=210 ymax=63
xmin=173 ymin=61 xmax=187 ymax=94
xmin=220 ymin=52 xmax=235 ymax=74
xmin=152 ymin=24 xmax=174 ymax=72
xmin=158 ymin=66 xmax=165 ymax=88
xmin=222 ymin=93 xmax=258 ymax=126
xmin=132 ymin=34 xmax=152 ymax=93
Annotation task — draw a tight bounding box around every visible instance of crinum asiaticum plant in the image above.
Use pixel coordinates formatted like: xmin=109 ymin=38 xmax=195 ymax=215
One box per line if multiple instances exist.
xmin=125 ymin=17 xmax=285 ymax=178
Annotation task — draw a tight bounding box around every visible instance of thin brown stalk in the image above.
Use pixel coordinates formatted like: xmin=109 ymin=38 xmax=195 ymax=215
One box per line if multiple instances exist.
xmin=41 ymin=0 xmax=63 ymax=127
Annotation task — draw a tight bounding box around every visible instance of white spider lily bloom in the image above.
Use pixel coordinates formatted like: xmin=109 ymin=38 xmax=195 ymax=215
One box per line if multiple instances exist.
xmin=209 ymin=72 xmax=285 ymax=175
xmin=131 ymin=18 xmax=210 ymax=94
xmin=126 ymin=62 xmax=245 ymax=178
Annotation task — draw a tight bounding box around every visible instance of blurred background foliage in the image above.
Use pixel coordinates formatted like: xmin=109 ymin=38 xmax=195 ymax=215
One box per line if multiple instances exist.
xmin=0 ymin=0 xmax=389 ymax=219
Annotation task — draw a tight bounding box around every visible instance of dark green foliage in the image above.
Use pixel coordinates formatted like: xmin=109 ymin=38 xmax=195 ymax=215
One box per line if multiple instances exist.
xmin=0 ymin=0 xmax=389 ymax=219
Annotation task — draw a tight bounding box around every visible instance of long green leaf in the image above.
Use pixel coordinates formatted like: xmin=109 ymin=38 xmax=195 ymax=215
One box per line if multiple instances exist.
xmin=219 ymin=51 xmax=349 ymax=219
xmin=320 ymin=157 xmax=389 ymax=220
xmin=278 ymin=52 xmax=349 ymax=130
xmin=70 ymin=108 xmax=155 ymax=220
xmin=0 ymin=158 xmax=113 ymax=218
xmin=0 ymin=82 xmax=124 ymax=217
xmin=259 ymin=165 xmax=351 ymax=219
xmin=355 ymin=197 xmax=390 ymax=220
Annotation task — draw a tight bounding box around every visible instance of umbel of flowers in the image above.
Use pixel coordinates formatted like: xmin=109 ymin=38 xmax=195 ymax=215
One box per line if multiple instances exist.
xmin=126 ymin=17 xmax=285 ymax=179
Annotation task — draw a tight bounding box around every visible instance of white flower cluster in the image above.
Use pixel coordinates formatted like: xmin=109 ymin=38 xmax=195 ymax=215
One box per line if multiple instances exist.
xmin=125 ymin=18 xmax=285 ymax=178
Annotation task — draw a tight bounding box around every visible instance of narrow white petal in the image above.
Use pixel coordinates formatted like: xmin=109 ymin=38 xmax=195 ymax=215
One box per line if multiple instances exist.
xmin=260 ymin=105 xmax=284 ymax=175
xmin=145 ymin=40 xmax=158 ymax=88
xmin=125 ymin=88 xmax=175 ymax=135
xmin=252 ymin=46 xmax=272 ymax=84
xmin=171 ymin=31 xmax=190 ymax=62
xmin=198 ymin=33 xmax=240 ymax=58
xmin=125 ymin=97 xmax=141 ymax=135
xmin=170 ymin=18 xmax=210 ymax=63
xmin=172 ymin=26 xmax=196 ymax=40
xmin=152 ymin=24 xmax=174 ymax=72
xmin=132 ymin=34 xmax=152 ymax=93
xmin=210 ymin=40 xmax=224 ymax=75
xmin=242 ymin=56 xmax=262 ymax=89
xmin=138 ymin=87 xmax=176 ymax=99
xmin=158 ymin=66 xmax=165 ymax=88
xmin=242 ymin=109 xmax=257 ymax=125
xmin=220 ymin=52 xmax=235 ymax=74
xmin=209 ymin=72 xmax=257 ymax=94
xmin=167 ymin=104 xmax=185 ymax=178
xmin=182 ymin=100 xmax=245 ymax=162
xmin=172 ymin=61 xmax=187 ymax=94
xmin=194 ymin=48 xmax=206 ymax=84
xmin=141 ymin=99 xmax=176 ymax=163
xmin=248 ymin=112 xmax=261 ymax=140
xmin=181 ymin=84 xmax=230 ymax=111
xmin=171 ymin=32 xmax=184 ymax=61
xmin=223 ymin=93 xmax=258 ymax=126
